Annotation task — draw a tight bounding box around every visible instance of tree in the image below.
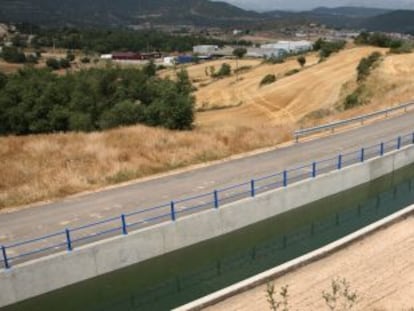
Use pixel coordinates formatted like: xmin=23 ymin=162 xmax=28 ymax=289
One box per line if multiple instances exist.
xmin=0 ymin=72 xmax=7 ymax=90
xmin=233 ymin=47 xmax=247 ymax=81
xmin=213 ymin=63 xmax=231 ymax=78
xmin=0 ymin=66 xmax=195 ymax=135
xmin=46 ymin=58 xmax=60 ymax=70
xmin=99 ymin=100 xmax=143 ymax=129
xmin=1 ymin=47 xmax=26 ymax=63
xmin=297 ymin=56 xmax=306 ymax=68
xmin=260 ymin=74 xmax=276 ymax=87
xmin=143 ymin=60 xmax=157 ymax=77
xmin=66 ymin=52 xmax=75 ymax=62
xmin=59 ymin=58 xmax=71 ymax=69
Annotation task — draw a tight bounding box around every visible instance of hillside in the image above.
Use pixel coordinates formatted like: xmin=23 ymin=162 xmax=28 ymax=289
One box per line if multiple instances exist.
xmin=265 ymin=8 xmax=414 ymax=34
xmin=0 ymin=0 xmax=264 ymax=27
xmin=3 ymin=46 xmax=414 ymax=209
xmin=196 ymin=47 xmax=383 ymax=128
xmin=310 ymin=6 xmax=391 ymax=18
xmin=362 ymin=10 xmax=414 ymax=33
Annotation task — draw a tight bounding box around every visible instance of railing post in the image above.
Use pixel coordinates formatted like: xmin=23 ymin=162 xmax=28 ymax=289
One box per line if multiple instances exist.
xmin=1 ymin=246 xmax=9 ymax=269
xmin=121 ymin=214 xmax=128 ymax=235
xmin=360 ymin=148 xmax=365 ymax=162
xmin=397 ymin=136 xmax=402 ymax=150
xmin=250 ymin=179 xmax=255 ymax=197
xmin=283 ymin=170 xmax=288 ymax=187
xmin=412 ymin=133 xmax=414 ymax=144
xmin=65 ymin=228 xmax=72 ymax=252
xmin=170 ymin=201 xmax=176 ymax=221
xmin=312 ymin=162 xmax=317 ymax=178
xmin=380 ymin=142 xmax=385 ymax=156
xmin=337 ymin=154 xmax=342 ymax=170
xmin=214 ymin=190 xmax=219 ymax=209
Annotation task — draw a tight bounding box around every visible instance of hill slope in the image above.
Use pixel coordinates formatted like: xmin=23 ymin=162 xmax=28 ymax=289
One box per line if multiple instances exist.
xmin=0 ymin=0 xmax=264 ymax=27
xmin=362 ymin=10 xmax=414 ymax=33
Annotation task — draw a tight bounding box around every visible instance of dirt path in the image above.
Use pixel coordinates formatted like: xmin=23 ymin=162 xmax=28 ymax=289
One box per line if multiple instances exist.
xmin=204 ymin=215 xmax=414 ymax=311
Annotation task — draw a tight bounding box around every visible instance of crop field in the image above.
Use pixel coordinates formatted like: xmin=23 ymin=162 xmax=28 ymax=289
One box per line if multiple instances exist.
xmin=196 ymin=47 xmax=385 ymax=128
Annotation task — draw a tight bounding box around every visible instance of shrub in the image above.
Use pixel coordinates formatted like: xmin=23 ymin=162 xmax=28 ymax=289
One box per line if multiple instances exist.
xmin=318 ymin=40 xmax=346 ymax=58
xmin=266 ymin=283 xmax=289 ymax=311
xmin=390 ymin=42 xmax=413 ymax=54
xmin=46 ymin=57 xmax=61 ymax=70
xmin=59 ymin=58 xmax=71 ymax=69
xmin=234 ymin=65 xmax=252 ymax=73
xmin=322 ymin=277 xmax=358 ymax=311
xmin=285 ymin=69 xmax=300 ymax=77
xmin=344 ymin=93 xmax=361 ymax=110
xmin=66 ymin=52 xmax=75 ymax=62
xmin=212 ymin=63 xmax=231 ymax=78
xmin=1 ymin=47 xmax=26 ymax=63
xmin=26 ymin=54 xmax=39 ymax=64
xmin=297 ymin=56 xmax=306 ymax=67
xmin=80 ymin=57 xmax=91 ymax=63
xmin=260 ymin=74 xmax=277 ymax=86
xmin=357 ymin=52 xmax=381 ymax=82
xmin=263 ymin=55 xmax=285 ymax=64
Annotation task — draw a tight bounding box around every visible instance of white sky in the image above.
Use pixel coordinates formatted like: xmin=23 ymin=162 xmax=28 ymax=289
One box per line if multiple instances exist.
xmin=219 ymin=0 xmax=414 ymax=11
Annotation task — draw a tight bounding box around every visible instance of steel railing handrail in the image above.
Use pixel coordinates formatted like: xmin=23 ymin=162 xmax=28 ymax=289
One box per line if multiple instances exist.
xmin=1 ymin=131 xmax=414 ymax=269
xmin=294 ymin=102 xmax=414 ymax=142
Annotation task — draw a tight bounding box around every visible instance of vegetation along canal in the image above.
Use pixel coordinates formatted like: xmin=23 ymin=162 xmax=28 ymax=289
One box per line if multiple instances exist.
xmin=4 ymin=163 xmax=414 ymax=311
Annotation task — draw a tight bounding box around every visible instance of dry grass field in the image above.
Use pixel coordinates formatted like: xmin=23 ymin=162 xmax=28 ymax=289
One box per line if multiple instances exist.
xmin=1 ymin=47 xmax=414 ymax=209
xmin=196 ymin=47 xmax=385 ymax=128
xmin=0 ymin=124 xmax=287 ymax=209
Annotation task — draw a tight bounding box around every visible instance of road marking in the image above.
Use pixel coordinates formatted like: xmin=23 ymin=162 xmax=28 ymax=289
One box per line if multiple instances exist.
xmin=89 ymin=213 xmax=103 ymax=219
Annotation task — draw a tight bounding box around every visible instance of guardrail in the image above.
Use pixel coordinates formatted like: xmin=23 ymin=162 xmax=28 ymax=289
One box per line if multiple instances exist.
xmin=294 ymin=102 xmax=414 ymax=142
xmin=2 ymin=131 xmax=414 ymax=270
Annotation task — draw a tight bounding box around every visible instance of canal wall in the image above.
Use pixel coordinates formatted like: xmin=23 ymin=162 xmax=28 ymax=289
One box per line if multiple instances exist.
xmin=1 ymin=145 xmax=414 ymax=307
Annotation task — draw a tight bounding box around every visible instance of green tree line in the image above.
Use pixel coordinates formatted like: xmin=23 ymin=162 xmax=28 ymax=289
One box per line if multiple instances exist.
xmin=0 ymin=65 xmax=195 ymax=135
xmin=30 ymin=28 xmax=252 ymax=54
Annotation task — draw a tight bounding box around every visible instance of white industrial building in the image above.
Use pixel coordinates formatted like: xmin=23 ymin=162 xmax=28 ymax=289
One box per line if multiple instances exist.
xmin=163 ymin=56 xmax=176 ymax=66
xmin=246 ymin=48 xmax=286 ymax=59
xmin=193 ymin=45 xmax=219 ymax=56
xmin=261 ymin=40 xmax=313 ymax=54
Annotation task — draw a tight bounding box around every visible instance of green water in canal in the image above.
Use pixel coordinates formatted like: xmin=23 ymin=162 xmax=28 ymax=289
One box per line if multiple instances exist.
xmin=4 ymin=163 xmax=414 ymax=311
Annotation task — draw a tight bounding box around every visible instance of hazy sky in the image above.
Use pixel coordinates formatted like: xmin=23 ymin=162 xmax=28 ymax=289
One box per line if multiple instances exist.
xmin=219 ymin=0 xmax=414 ymax=11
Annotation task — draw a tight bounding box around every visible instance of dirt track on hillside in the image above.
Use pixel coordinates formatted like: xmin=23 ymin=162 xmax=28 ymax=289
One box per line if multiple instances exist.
xmin=204 ymin=215 xmax=414 ymax=311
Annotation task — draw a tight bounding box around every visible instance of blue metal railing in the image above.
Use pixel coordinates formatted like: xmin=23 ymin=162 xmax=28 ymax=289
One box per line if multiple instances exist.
xmin=1 ymin=132 xmax=414 ymax=269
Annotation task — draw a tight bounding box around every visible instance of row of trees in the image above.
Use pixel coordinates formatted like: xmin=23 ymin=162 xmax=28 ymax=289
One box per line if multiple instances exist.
xmin=0 ymin=65 xmax=195 ymax=135
xmin=355 ymin=32 xmax=403 ymax=48
xmin=313 ymin=39 xmax=347 ymax=59
xmin=0 ymin=47 xmax=40 ymax=64
xmin=29 ymin=28 xmax=252 ymax=54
